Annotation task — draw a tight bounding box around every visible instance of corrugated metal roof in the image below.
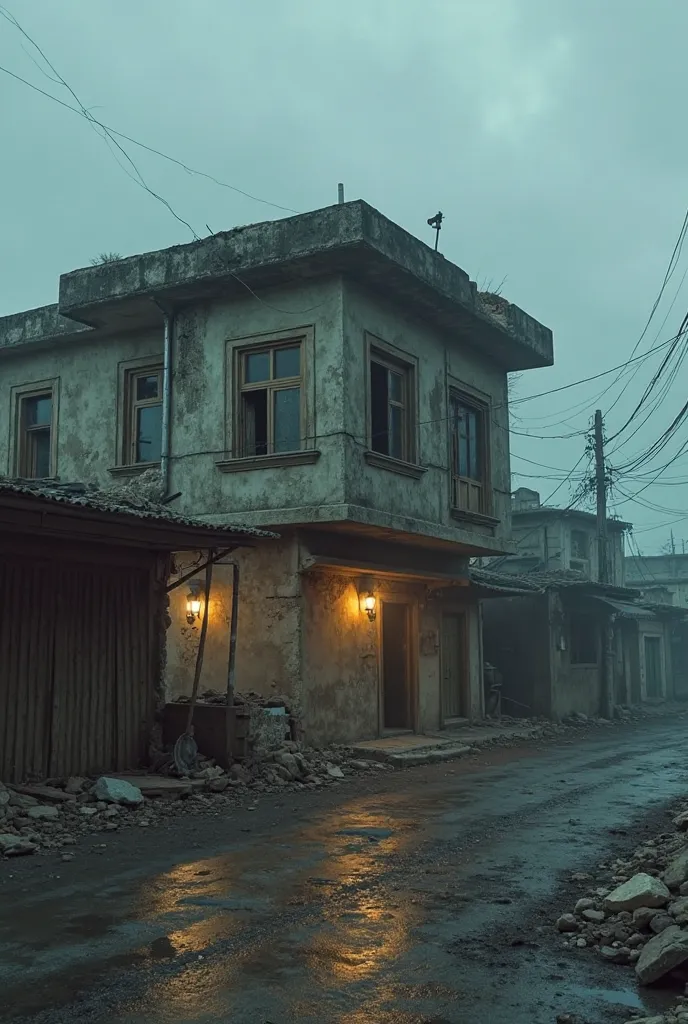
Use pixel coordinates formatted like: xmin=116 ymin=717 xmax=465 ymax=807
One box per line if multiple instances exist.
xmin=0 ymin=478 xmax=276 ymax=539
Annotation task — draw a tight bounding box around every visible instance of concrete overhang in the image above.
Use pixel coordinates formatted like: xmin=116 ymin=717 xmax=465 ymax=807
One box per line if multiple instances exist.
xmin=56 ymin=200 xmax=553 ymax=372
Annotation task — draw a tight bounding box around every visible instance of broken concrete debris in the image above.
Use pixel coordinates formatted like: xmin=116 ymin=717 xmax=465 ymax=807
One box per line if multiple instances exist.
xmin=556 ymin=794 xmax=688 ymax=997
xmin=92 ymin=777 xmax=144 ymax=806
xmin=0 ymin=743 xmax=391 ymax=860
xmin=604 ymin=873 xmax=671 ymax=912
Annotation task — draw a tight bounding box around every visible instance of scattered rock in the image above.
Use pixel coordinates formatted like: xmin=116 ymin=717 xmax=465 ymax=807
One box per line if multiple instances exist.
xmin=325 ymin=764 xmax=345 ymax=779
xmin=26 ymin=805 xmax=60 ymax=821
xmin=650 ymin=914 xmax=675 ymax=934
xmin=65 ymin=777 xmax=87 ymax=795
xmin=600 ymin=945 xmax=630 ymax=964
xmin=0 ymin=833 xmax=36 ymax=856
xmin=556 ymin=914 xmax=579 ymax=933
xmin=604 ymin=874 xmax=671 ymax=913
xmin=670 ymin=898 xmax=688 ymax=925
xmin=79 ymin=806 xmax=98 ymax=817
xmin=208 ymin=778 xmax=229 ymax=794
xmin=636 ymin=926 xmax=688 ymax=985
xmin=92 ymin=777 xmax=144 ymax=806
xmin=582 ymin=908 xmax=605 ymax=923
xmin=574 ymin=898 xmax=595 ymax=914
xmin=634 ymin=906 xmax=660 ymax=929
xmin=665 ymin=850 xmax=688 ymax=890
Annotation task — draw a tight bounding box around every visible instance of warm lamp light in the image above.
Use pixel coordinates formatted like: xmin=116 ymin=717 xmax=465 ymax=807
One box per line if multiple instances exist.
xmin=186 ymin=580 xmax=203 ymax=624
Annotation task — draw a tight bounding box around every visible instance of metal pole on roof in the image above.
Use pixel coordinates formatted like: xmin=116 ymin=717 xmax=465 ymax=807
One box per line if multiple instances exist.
xmin=338 ymin=183 xmax=345 ymax=204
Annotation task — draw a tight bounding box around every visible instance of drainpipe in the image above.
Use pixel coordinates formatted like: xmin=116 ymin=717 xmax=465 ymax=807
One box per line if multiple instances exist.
xmin=153 ymin=298 xmax=174 ymax=497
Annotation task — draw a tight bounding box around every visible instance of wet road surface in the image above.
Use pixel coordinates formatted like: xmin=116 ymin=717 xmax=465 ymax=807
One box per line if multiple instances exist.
xmin=2 ymin=720 xmax=688 ymax=1023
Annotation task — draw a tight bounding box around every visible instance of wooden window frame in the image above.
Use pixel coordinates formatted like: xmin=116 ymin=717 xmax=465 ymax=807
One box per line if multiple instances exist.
xmin=366 ymin=336 xmax=417 ymax=467
xmin=236 ymin=337 xmax=305 ymax=458
xmin=11 ymin=379 xmax=59 ymax=479
xmin=123 ymin=365 xmax=164 ymax=467
xmin=449 ymin=389 xmax=490 ymax=516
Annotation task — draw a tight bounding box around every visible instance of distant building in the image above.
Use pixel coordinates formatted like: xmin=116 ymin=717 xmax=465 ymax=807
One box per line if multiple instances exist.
xmin=624 ymin=553 xmax=688 ymax=609
xmin=500 ymin=488 xmax=630 ymax=587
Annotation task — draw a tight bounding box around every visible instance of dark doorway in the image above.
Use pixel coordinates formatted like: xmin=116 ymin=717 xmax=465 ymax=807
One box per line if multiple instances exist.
xmin=381 ymin=602 xmax=411 ymax=730
xmin=644 ymin=635 xmax=663 ymax=699
xmin=441 ymin=612 xmax=467 ymax=721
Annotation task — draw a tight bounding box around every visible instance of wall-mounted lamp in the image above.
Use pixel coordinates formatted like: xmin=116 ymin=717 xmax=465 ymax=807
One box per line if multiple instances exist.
xmin=362 ymin=592 xmax=377 ymax=622
xmin=357 ymin=576 xmax=377 ymax=622
xmin=186 ymin=580 xmax=203 ymax=624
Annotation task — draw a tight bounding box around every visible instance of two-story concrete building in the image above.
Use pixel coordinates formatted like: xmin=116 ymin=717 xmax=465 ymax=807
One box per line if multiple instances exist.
xmin=0 ymin=201 xmax=553 ymax=745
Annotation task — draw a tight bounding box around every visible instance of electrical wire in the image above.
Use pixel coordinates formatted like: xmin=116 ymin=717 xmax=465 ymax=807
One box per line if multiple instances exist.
xmin=0 ymin=60 xmax=299 ymax=217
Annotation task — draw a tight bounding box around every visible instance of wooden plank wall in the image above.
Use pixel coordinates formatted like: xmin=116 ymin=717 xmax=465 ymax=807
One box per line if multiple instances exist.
xmin=0 ymin=548 xmax=159 ymax=782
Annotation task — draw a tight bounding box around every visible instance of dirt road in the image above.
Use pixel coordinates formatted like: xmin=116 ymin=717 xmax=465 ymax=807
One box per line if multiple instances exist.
xmin=2 ymin=719 xmax=688 ymax=1024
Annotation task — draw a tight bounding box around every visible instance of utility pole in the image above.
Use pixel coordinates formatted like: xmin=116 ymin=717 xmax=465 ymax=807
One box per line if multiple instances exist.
xmin=594 ymin=409 xmax=607 ymax=583
xmin=594 ymin=408 xmax=613 ymax=719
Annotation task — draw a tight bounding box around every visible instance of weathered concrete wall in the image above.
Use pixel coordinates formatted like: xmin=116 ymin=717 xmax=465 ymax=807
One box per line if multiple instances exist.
xmin=168 ymin=278 xmax=347 ymax=525
xmin=0 ymin=329 xmax=162 ymax=483
xmin=341 ymin=279 xmax=512 ymax=554
xmin=552 ymin=665 xmax=602 ymax=719
xmin=166 ymin=537 xmax=303 ymax=711
xmin=300 ymin=572 xmax=447 ymax=745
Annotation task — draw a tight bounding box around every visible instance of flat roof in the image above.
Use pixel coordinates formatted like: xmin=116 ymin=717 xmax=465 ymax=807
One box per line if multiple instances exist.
xmin=1 ymin=201 xmax=553 ymax=372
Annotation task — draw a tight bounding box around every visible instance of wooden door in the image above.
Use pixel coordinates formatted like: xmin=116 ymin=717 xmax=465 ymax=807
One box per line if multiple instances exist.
xmin=441 ymin=612 xmax=467 ymax=721
xmin=644 ymin=635 xmax=663 ymax=699
xmin=381 ymin=602 xmax=411 ymax=730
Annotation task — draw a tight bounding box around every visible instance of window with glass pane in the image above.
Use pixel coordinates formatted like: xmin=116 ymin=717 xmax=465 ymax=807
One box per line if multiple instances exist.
xmin=450 ymin=393 xmax=487 ymax=514
xmin=19 ymin=392 xmax=53 ymax=478
xmin=127 ymin=367 xmax=163 ymax=464
xmin=239 ymin=343 xmax=302 ymax=456
xmin=369 ymin=353 xmax=412 ymax=461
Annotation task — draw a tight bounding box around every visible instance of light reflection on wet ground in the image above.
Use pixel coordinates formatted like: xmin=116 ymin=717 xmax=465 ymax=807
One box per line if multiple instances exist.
xmin=1 ymin=724 xmax=687 ymax=1022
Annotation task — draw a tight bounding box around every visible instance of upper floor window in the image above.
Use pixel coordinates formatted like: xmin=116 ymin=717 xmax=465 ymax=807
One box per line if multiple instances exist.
xmin=17 ymin=390 xmax=53 ymax=478
xmin=450 ymin=392 xmax=488 ymax=514
xmin=126 ymin=366 xmax=163 ymax=465
xmin=570 ymin=528 xmax=590 ymax=572
xmin=238 ymin=341 xmax=302 ymax=456
xmin=369 ymin=349 xmax=415 ymax=462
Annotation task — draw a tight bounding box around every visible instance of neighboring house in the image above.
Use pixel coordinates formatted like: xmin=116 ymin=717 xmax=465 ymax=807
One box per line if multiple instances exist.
xmin=0 ymin=200 xmax=553 ymax=745
xmin=0 ymin=479 xmax=269 ymax=781
xmin=624 ymin=554 xmax=688 ymax=609
xmin=624 ymin=554 xmax=688 ymax=700
xmin=479 ymin=568 xmax=672 ymax=720
xmin=504 ymin=488 xmax=629 ymax=586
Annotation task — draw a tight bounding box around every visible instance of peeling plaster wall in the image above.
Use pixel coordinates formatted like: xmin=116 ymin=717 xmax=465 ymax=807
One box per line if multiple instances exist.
xmin=341 ymin=279 xmax=512 ymax=553
xmin=300 ymin=572 xmax=446 ymax=745
xmin=168 ymin=278 xmax=346 ymax=523
xmin=166 ymin=536 xmax=303 ymax=710
xmin=0 ymin=330 xmax=162 ymax=484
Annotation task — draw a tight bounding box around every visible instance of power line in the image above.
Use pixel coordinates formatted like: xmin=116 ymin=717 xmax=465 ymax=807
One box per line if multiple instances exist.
xmin=0 ymin=7 xmax=201 ymax=240
xmin=0 ymin=63 xmax=299 ymax=218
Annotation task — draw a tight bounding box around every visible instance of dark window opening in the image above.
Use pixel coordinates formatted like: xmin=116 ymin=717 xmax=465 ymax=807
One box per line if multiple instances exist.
xmin=19 ymin=392 xmax=53 ymax=478
xmin=239 ymin=343 xmax=302 ymax=457
xmin=570 ymin=613 xmax=598 ymax=665
xmin=369 ymin=354 xmax=411 ymax=461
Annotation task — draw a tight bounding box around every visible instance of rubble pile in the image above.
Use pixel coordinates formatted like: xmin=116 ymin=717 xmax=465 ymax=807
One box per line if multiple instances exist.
xmin=555 ymin=797 xmax=688 ymax=1021
xmin=0 ymin=741 xmax=390 ymax=860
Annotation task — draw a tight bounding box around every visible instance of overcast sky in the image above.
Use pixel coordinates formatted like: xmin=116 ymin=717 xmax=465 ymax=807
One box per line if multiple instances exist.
xmin=1 ymin=0 xmax=687 ymax=554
